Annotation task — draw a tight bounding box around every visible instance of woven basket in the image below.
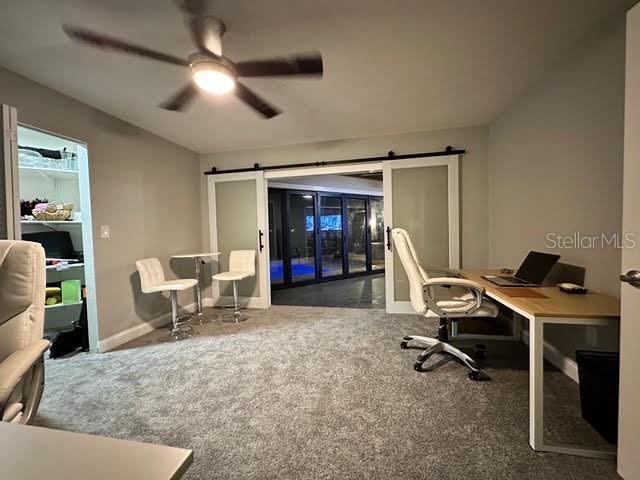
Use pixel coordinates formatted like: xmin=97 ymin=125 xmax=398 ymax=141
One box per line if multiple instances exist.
xmin=32 ymin=209 xmax=72 ymax=221
xmin=32 ymin=202 xmax=74 ymax=221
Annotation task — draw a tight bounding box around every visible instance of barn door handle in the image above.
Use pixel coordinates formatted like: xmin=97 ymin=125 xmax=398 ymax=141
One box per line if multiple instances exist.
xmin=386 ymin=226 xmax=392 ymax=251
xmin=259 ymin=230 xmax=265 ymax=252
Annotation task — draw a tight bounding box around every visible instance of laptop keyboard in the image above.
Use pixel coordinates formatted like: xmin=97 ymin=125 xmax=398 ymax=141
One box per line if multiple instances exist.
xmin=498 ymin=276 xmax=528 ymax=284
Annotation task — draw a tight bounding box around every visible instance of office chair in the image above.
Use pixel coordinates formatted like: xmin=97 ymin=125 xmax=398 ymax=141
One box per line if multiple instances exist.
xmin=0 ymin=240 xmax=50 ymax=423
xmin=212 ymin=250 xmax=256 ymax=323
xmin=392 ymin=228 xmax=498 ymax=381
xmin=136 ymin=258 xmax=198 ymax=340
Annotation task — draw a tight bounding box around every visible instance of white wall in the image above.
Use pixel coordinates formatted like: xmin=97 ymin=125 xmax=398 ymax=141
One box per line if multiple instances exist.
xmin=201 ymin=125 xmax=490 ymax=272
xmin=488 ymin=19 xmax=626 ymax=357
xmin=0 ymin=66 xmax=202 ymax=343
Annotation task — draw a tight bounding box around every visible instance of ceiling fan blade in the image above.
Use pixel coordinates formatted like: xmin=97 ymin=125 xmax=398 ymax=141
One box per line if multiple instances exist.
xmin=235 ymin=53 xmax=323 ymax=78
xmin=178 ymin=0 xmax=207 ymax=17
xmin=176 ymin=0 xmax=223 ymax=56
xmin=235 ymin=82 xmax=281 ymax=118
xmin=63 ymin=25 xmax=189 ymax=67
xmin=159 ymin=83 xmax=199 ymax=111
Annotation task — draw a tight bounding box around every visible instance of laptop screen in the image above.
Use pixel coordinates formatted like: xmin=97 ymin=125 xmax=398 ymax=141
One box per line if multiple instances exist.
xmin=514 ymin=251 xmax=561 ymax=284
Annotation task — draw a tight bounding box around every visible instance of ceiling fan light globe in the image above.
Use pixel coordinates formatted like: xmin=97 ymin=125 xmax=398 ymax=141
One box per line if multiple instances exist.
xmin=193 ymin=69 xmax=235 ymax=95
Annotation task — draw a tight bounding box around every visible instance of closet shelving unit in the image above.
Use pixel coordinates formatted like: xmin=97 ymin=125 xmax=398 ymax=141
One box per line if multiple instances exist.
xmin=18 ymin=129 xmax=87 ymax=330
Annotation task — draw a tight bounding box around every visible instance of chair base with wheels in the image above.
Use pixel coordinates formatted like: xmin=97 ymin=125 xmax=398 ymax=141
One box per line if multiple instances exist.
xmin=401 ymin=318 xmax=491 ymax=381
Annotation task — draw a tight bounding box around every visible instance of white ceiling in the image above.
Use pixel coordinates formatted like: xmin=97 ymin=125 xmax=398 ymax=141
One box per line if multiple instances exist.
xmin=0 ymin=0 xmax=635 ymax=153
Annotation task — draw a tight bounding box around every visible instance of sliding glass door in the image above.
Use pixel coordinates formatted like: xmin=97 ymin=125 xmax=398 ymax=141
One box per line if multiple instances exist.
xmin=319 ymin=195 xmax=343 ymax=277
xmin=346 ymin=197 xmax=367 ymax=273
xmin=369 ymin=197 xmax=385 ymax=270
xmin=268 ymin=190 xmax=285 ymax=286
xmin=287 ymin=192 xmax=317 ymax=283
xmin=269 ymin=188 xmax=383 ymax=289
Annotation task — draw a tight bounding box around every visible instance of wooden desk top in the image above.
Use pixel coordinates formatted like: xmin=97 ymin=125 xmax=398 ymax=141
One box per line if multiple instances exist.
xmin=458 ymin=269 xmax=620 ymax=319
xmin=0 ymin=422 xmax=193 ymax=480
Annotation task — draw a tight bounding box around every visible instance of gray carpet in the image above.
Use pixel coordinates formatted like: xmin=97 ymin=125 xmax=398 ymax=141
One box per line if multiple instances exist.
xmin=35 ymin=306 xmax=619 ymax=480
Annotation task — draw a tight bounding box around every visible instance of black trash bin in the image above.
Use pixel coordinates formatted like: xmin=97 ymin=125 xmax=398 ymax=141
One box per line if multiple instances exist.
xmin=576 ymin=350 xmax=620 ymax=444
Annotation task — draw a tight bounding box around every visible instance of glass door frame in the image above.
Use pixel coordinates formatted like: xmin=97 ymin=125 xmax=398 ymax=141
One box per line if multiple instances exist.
xmin=269 ymin=186 xmax=384 ymax=290
xmin=382 ymin=154 xmax=460 ymax=314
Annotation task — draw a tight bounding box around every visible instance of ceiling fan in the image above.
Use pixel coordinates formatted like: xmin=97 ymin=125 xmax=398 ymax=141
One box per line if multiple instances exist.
xmin=62 ymin=0 xmax=323 ymax=118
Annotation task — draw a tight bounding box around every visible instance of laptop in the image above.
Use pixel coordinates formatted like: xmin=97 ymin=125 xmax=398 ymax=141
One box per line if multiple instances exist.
xmin=483 ymin=251 xmax=560 ymax=287
xmin=22 ymin=231 xmax=79 ymax=262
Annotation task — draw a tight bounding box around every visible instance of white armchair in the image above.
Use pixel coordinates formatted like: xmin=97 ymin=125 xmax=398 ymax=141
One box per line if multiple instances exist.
xmin=392 ymin=228 xmax=498 ymax=381
xmin=0 ymin=240 xmax=50 ymax=423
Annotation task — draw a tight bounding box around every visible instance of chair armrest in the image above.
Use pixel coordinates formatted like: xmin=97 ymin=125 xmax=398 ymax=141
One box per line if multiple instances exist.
xmin=422 ymin=277 xmax=486 ymax=316
xmin=424 ymin=277 xmax=485 ymax=294
xmin=0 ymin=339 xmax=50 ymax=406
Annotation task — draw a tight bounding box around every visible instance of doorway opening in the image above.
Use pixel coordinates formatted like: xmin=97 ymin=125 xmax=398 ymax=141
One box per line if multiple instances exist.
xmin=17 ymin=124 xmax=99 ymax=350
xmin=268 ymin=173 xmax=385 ymax=309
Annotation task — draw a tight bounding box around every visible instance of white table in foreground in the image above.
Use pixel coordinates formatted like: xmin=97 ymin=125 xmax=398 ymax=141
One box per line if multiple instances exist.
xmin=0 ymin=422 xmax=193 ymax=480
xmin=171 ymin=252 xmax=221 ymax=316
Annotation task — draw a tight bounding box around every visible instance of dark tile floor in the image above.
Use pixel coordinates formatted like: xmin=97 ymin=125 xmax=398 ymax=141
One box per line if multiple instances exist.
xmin=271 ymin=273 xmax=385 ymax=308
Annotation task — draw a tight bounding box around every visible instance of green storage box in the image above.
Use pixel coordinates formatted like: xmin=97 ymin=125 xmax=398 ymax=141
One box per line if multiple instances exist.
xmin=61 ymin=280 xmax=82 ymax=305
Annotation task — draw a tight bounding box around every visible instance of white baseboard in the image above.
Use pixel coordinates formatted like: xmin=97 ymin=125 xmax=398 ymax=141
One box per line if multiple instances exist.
xmin=521 ymin=329 xmax=579 ymax=383
xmin=97 ymin=302 xmax=196 ymax=353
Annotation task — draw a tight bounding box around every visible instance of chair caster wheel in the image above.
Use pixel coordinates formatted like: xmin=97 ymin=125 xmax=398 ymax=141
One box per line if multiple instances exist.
xmin=403 ymin=336 xmax=413 ymax=341
xmin=400 ymin=341 xmax=409 ymax=349
xmin=413 ymin=362 xmax=426 ymax=372
xmin=468 ymin=370 xmax=491 ymax=381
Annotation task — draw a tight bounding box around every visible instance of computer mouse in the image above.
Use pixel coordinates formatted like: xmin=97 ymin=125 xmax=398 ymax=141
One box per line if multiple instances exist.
xmin=558 ymin=283 xmax=587 ymax=294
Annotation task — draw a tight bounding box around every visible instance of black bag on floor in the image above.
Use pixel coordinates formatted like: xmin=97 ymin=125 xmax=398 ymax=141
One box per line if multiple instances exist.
xmin=49 ymin=297 xmax=89 ymax=359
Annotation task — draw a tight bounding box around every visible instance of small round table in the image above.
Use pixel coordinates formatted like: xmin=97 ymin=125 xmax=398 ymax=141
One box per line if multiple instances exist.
xmin=171 ymin=252 xmax=221 ymax=321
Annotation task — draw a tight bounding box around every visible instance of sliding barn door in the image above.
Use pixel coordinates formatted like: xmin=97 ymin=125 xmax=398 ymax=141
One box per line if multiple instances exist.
xmin=207 ymin=171 xmax=269 ymax=308
xmin=382 ymin=155 xmax=460 ymax=313
xmin=0 ymin=105 xmax=20 ymax=240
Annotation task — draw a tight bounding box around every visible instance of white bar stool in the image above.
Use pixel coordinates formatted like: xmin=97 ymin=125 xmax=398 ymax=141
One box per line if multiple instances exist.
xmin=136 ymin=258 xmax=198 ymax=340
xmin=212 ymin=250 xmax=256 ymax=323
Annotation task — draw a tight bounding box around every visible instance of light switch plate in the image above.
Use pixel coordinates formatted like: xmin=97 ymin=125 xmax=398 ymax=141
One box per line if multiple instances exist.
xmin=100 ymin=225 xmax=111 ymax=239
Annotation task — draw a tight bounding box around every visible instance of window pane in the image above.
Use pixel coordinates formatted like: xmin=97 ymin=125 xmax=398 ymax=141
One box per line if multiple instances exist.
xmin=319 ymin=196 xmax=343 ymax=277
xmin=369 ymin=197 xmax=385 ymax=270
xmin=289 ymin=193 xmax=316 ymax=282
xmin=347 ymin=198 xmax=367 ymax=273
